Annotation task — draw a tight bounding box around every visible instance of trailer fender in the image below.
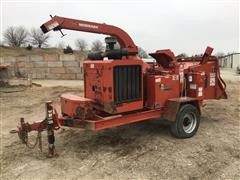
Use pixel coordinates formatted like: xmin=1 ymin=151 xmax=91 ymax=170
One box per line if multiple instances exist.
xmin=161 ymin=97 xmax=201 ymax=122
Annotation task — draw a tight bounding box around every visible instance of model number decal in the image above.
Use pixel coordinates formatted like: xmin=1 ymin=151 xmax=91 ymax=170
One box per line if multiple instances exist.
xmin=79 ymin=23 xmax=98 ymax=29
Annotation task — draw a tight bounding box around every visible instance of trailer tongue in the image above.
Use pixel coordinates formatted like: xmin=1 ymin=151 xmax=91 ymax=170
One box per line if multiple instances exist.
xmin=11 ymin=15 xmax=227 ymax=157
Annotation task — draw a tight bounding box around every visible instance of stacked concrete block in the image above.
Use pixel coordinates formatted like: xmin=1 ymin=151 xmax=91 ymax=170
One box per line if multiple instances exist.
xmin=76 ymin=73 xmax=84 ymax=80
xmin=15 ymin=56 xmax=31 ymax=77
xmin=47 ymin=61 xmax=63 ymax=67
xmin=44 ymin=54 xmax=59 ymax=61
xmin=2 ymin=57 xmax=17 ymax=77
xmin=63 ymin=61 xmax=79 ymax=67
xmin=2 ymin=57 xmax=15 ymax=77
xmin=65 ymin=62 xmax=81 ymax=79
xmin=47 ymin=60 xmax=63 ymax=79
xmin=30 ymin=55 xmax=48 ymax=79
xmin=30 ymin=55 xmax=44 ymax=61
xmin=0 ymin=57 xmax=4 ymax=64
xmin=65 ymin=67 xmax=81 ymax=73
xmin=59 ymin=54 xmax=75 ymax=61
xmin=49 ymin=67 xmax=66 ymax=74
xmin=58 ymin=73 xmax=76 ymax=80
xmin=3 ymin=56 xmax=16 ymax=64
xmin=0 ymin=63 xmax=10 ymax=81
xmin=1 ymin=53 xmax=85 ymax=80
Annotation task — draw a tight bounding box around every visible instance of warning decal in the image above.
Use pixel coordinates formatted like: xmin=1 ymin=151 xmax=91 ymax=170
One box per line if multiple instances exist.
xmin=198 ymin=87 xmax=203 ymax=97
xmin=210 ymin=73 xmax=216 ymax=86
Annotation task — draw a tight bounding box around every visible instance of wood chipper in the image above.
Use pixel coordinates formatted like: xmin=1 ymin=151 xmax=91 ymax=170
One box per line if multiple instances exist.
xmin=11 ymin=15 xmax=227 ymax=156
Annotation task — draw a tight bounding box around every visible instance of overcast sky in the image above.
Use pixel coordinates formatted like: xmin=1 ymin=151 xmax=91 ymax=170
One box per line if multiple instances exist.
xmin=1 ymin=0 xmax=239 ymax=55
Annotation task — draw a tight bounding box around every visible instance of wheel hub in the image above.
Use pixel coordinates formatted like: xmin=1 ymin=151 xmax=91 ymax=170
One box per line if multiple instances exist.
xmin=183 ymin=113 xmax=197 ymax=134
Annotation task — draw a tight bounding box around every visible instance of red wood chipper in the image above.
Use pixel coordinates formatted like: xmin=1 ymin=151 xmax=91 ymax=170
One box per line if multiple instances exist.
xmin=11 ymin=15 xmax=227 ymax=156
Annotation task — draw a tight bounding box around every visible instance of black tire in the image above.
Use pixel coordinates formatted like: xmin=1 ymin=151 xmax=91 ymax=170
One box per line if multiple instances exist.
xmin=171 ymin=104 xmax=200 ymax=138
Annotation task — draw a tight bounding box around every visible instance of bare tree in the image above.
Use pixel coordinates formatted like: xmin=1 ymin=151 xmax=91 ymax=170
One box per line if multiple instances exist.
xmin=138 ymin=47 xmax=148 ymax=58
xmin=91 ymin=40 xmax=104 ymax=51
xmin=3 ymin=26 xmax=28 ymax=47
xmin=30 ymin=28 xmax=50 ymax=48
xmin=75 ymin=38 xmax=88 ymax=51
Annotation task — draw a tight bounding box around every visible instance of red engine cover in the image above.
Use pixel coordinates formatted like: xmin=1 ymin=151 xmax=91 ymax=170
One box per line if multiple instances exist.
xmin=84 ymin=59 xmax=144 ymax=114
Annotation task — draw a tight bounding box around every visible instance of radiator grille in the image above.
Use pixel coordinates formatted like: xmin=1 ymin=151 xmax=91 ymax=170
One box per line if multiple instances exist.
xmin=114 ymin=65 xmax=142 ymax=104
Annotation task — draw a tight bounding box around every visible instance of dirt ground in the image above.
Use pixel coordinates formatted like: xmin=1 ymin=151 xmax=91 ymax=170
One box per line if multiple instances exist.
xmin=1 ymin=69 xmax=239 ymax=180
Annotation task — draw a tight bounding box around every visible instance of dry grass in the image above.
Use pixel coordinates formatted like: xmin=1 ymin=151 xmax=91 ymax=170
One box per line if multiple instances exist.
xmin=0 ymin=46 xmax=88 ymax=59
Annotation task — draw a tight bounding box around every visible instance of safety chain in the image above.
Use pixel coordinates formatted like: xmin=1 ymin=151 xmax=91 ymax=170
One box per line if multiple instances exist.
xmin=21 ymin=130 xmax=43 ymax=151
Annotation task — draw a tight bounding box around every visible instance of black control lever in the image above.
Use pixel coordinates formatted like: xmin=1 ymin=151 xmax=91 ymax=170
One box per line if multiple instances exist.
xmin=59 ymin=30 xmax=66 ymax=38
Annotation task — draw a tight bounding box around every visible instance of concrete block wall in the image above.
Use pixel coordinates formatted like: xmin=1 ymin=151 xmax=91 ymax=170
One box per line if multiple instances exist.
xmin=1 ymin=54 xmax=84 ymax=80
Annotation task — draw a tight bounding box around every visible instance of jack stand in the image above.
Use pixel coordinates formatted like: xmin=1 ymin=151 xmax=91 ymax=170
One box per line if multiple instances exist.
xmin=46 ymin=101 xmax=57 ymax=157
